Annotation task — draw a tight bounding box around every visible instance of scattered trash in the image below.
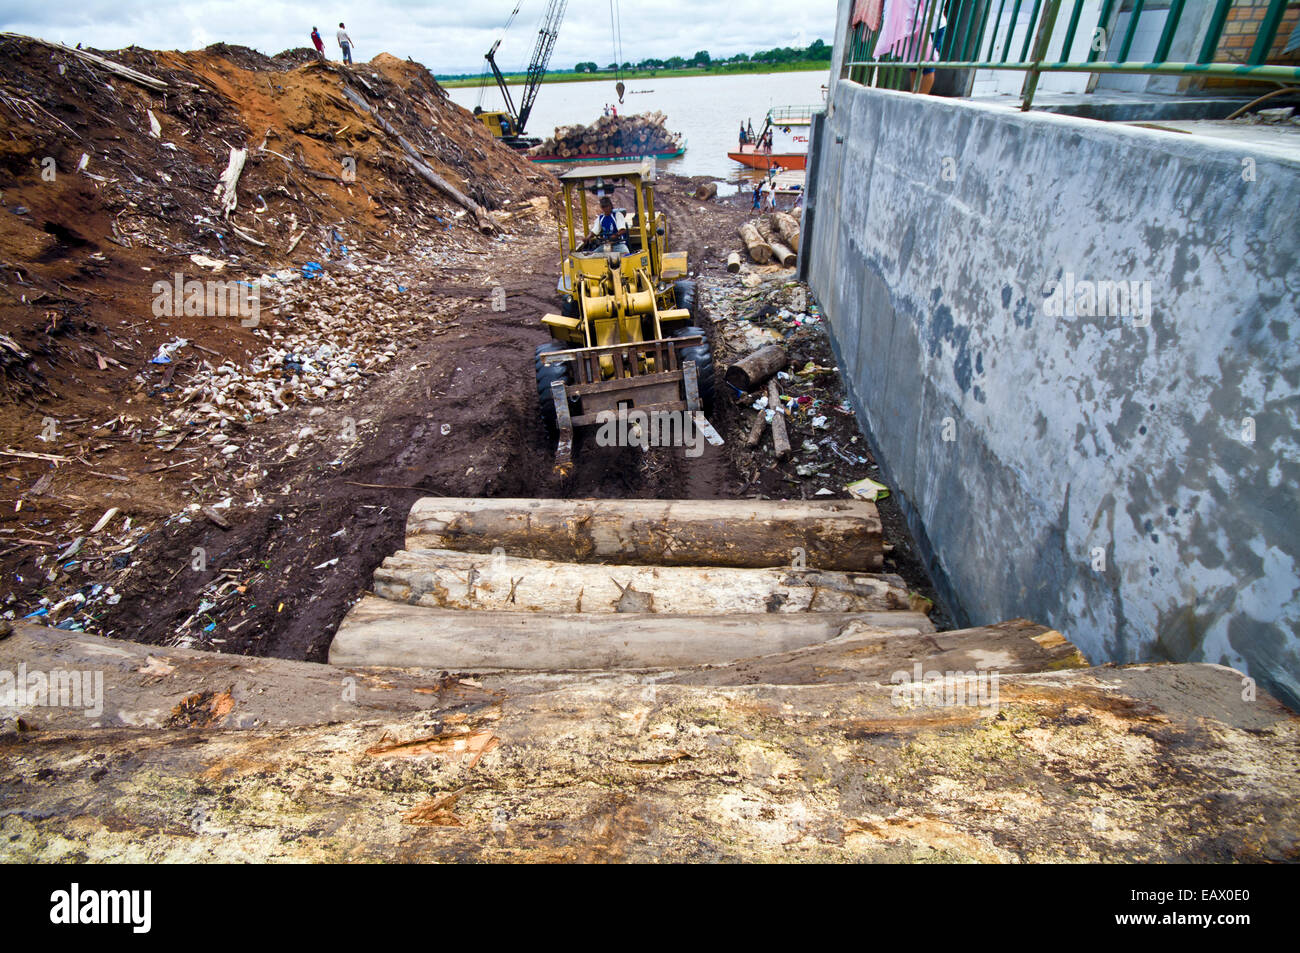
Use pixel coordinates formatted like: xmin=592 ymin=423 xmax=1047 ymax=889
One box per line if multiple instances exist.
xmin=846 ymin=477 xmax=890 ymax=502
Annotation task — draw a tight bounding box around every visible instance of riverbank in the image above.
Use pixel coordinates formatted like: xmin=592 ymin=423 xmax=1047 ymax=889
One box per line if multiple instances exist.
xmin=438 ymin=60 xmax=830 ymax=88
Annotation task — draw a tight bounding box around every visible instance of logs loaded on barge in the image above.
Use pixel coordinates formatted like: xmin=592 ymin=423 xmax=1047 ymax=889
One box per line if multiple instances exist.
xmin=528 ymin=111 xmax=685 ymax=163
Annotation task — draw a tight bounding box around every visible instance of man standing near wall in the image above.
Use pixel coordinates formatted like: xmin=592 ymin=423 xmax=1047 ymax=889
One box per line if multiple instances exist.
xmin=337 ymin=23 xmax=354 ymax=65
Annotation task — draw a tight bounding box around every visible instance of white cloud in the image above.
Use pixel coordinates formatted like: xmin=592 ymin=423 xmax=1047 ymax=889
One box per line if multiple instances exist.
xmin=0 ymin=0 xmax=839 ymax=74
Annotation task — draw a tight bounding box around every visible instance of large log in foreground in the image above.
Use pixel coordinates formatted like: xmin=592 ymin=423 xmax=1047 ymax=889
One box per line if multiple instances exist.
xmin=6 ymin=623 xmax=1296 ymax=862
xmin=331 ymin=594 xmax=935 ymax=670
xmin=371 ymin=549 xmax=921 ymax=614
xmin=404 ymin=498 xmax=885 ymax=571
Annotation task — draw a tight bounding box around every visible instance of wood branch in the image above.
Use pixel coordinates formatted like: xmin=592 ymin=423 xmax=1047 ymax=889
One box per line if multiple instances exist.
xmin=213 ymin=147 xmax=247 ymax=218
xmin=725 ymin=344 xmax=788 ymax=392
xmin=332 ymin=593 xmax=935 ymax=669
xmin=767 ymin=380 xmax=791 ymax=461
xmin=405 ymin=498 xmax=885 ymax=571
xmin=3 ymin=35 xmax=170 ymax=91
xmin=739 ymin=222 xmax=773 ymax=264
xmin=745 ymin=411 xmax=767 ymax=448
xmin=369 ymin=549 xmax=920 ymax=615
xmin=340 ymin=86 xmax=498 ymax=233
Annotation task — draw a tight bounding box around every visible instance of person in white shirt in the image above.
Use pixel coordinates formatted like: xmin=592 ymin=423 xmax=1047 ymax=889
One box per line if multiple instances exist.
xmin=337 ymin=23 xmax=354 ymax=65
xmin=589 ymin=196 xmax=629 ymax=254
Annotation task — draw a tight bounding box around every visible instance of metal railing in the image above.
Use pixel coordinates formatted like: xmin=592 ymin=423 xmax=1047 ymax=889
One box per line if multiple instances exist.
xmin=768 ymin=105 xmax=826 ymax=124
xmin=843 ymin=0 xmax=1300 ymax=110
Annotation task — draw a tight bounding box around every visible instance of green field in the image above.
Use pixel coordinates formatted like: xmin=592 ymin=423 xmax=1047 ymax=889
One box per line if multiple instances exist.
xmin=438 ymin=60 xmax=830 ymax=88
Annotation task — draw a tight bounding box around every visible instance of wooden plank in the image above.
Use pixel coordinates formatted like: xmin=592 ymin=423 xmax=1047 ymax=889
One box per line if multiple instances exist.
xmin=405 ymin=497 xmax=885 ymax=570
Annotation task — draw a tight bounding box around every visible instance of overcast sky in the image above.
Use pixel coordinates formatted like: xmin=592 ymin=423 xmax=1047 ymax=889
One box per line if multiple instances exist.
xmin=0 ymin=0 xmax=840 ymax=75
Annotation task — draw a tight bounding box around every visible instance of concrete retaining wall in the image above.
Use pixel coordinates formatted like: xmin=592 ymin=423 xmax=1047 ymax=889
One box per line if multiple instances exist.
xmin=808 ymin=16 xmax=1300 ymax=707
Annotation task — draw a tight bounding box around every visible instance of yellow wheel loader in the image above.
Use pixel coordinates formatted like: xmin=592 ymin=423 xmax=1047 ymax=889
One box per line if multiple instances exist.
xmin=535 ymin=160 xmax=716 ymax=470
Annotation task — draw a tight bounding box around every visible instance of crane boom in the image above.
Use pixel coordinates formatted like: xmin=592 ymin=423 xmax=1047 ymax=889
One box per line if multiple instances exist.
xmin=517 ymin=0 xmax=569 ymax=134
xmin=483 ymin=0 xmax=568 ymax=139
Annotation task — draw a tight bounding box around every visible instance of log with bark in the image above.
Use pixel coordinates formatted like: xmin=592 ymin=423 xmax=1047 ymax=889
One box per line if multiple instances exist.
xmin=755 ymin=218 xmax=796 ymax=266
xmin=771 ymin=210 xmax=800 ymax=248
xmin=8 ymin=623 xmax=1287 ymax=865
xmin=725 ymin=344 xmax=788 ymax=392
xmin=738 ymin=221 xmax=773 ymax=264
xmin=404 ymin=498 xmax=885 ymax=571
xmin=369 ymin=549 xmax=921 ymax=614
xmin=726 ymin=251 xmax=742 ymax=273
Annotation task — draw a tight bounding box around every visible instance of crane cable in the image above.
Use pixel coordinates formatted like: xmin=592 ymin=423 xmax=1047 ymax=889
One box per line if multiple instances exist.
xmin=609 ymin=0 xmax=625 ymax=103
xmin=477 ymin=0 xmax=525 ymax=110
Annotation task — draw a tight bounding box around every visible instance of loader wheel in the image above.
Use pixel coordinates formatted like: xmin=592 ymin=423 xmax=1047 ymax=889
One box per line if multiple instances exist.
xmin=673 ymin=279 xmax=699 ymax=321
xmin=671 ymin=325 xmax=715 ymax=412
xmin=535 ymin=342 xmax=571 ymax=435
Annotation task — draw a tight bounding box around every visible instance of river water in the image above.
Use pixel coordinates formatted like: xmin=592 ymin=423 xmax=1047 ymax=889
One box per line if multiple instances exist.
xmin=448 ymin=71 xmax=830 ymax=183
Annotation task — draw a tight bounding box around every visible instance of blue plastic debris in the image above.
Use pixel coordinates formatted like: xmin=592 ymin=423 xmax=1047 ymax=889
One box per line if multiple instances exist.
xmin=302 ymin=261 xmax=324 ymax=278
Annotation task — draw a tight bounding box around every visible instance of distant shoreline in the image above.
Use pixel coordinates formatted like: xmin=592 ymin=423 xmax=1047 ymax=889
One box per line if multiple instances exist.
xmin=438 ymin=61 xmax=830 ymax=88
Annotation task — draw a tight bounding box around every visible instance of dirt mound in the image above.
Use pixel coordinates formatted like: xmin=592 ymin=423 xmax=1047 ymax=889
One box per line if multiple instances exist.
xmin=0 ymin=33 xmax=560 ymax=648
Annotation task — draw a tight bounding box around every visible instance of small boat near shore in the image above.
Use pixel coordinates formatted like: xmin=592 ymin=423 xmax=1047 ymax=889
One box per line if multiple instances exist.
xmin=727 ymin=105 xmax=820 ymax=171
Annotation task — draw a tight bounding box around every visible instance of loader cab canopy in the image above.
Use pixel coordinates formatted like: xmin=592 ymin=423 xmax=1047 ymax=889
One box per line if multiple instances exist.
xmin=555 ymin=160 xmax=663 ymax=277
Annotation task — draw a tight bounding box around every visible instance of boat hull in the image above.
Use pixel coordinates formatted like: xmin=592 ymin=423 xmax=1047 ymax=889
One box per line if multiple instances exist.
xmin=727 ymin=150 xmax=807 ymax=171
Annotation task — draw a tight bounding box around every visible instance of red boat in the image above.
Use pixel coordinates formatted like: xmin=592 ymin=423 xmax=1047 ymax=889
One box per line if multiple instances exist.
xmin=726 ymin=144 xmax=807 ymax=171
xmin=727 ymin=106 xmax=818 ymax=171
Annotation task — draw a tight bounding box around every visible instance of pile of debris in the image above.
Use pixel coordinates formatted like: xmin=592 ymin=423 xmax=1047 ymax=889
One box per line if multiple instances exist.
xmin=529 ymin=111 xmax=682 ymax=158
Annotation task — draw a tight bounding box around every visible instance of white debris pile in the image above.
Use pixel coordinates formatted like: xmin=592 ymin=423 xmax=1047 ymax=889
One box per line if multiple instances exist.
xmin=160 ymin=268 xmax=436 ymax=433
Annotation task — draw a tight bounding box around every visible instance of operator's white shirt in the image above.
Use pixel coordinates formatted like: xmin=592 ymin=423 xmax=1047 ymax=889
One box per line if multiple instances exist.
xmin=590 ymin=209 xmax=627 ymax=238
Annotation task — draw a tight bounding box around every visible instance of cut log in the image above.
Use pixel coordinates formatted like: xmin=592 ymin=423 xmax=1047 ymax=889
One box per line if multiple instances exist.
xmin=755 ymin=219 xmax=796 ymax=266
xmin=331 ymin=594 xmax=934 ymax=670
xmin=772 ymin=210 xmax=800 ymax=248
xmin=694 ymin=182 xmax=717 ymax=200
xmin=767 ymin=380 xmax=792 ymax=460
xmin=738 ymin=222 xmax=773 ymax=264
xmin=405 ymin=498 xmax=885 ymax=570
xmin=768 ymin=240 xmax=796 ymax=267
xmin=726 ymin=251 xmax=742 ymax=273
xmin=726 ymin=345 xmax=788 ymax=392
xmin=371 ymin=549 xmax=920 ymax=614
xmin=745 ymin=411 xmax=767 ymax=448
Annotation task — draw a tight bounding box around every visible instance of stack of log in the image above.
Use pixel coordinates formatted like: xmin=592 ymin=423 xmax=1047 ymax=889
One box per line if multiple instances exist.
xmin=737 ymin=211 xmax=801 ymax=266
xmin=329 ymin=497 xmax=935 ymax=669
xmin=529 ymin=111 xmax=683 ymax=158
